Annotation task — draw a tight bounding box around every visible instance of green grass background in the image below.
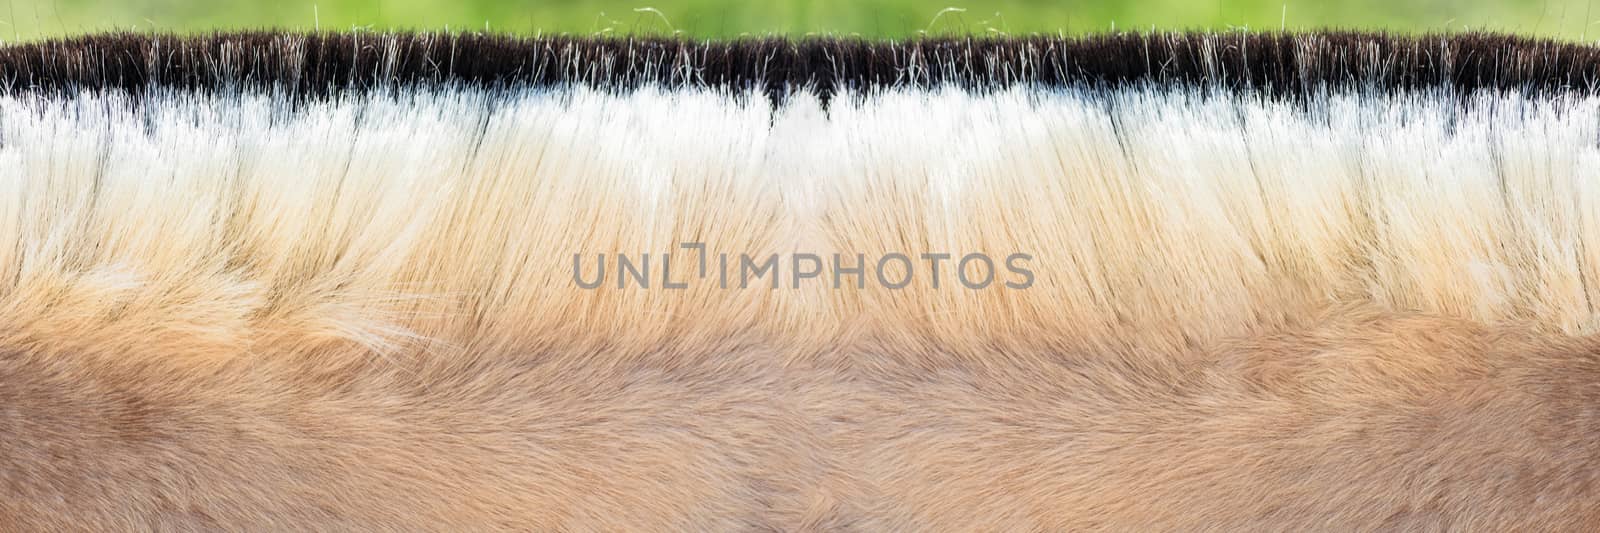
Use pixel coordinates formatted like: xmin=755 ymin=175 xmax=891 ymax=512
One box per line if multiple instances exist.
xmin=11 ymin=0 xmax=1600 ymax=42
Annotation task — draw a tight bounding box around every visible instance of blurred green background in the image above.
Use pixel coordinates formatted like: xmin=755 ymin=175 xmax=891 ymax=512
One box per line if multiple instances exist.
xmin=9 ymin=0 xmax=1599 ymax=42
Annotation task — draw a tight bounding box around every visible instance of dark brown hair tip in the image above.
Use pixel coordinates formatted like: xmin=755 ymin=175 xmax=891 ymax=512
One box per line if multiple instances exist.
xmin=1 ymin=30 xmax=1598 ymax=103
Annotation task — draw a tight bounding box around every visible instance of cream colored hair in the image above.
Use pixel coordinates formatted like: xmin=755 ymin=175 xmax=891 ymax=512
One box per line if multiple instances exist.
xmin=1 ymin=84 xmax=1598 ymax=529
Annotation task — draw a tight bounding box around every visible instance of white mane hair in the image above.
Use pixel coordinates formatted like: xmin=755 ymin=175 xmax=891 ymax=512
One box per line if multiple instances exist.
xmin=2 ymin=32 xmax=1599 ymax=530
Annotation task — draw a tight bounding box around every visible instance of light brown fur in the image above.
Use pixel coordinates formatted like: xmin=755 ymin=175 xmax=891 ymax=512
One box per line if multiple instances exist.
xmin=4 ymin=308 xmax=1597 ymax=530
xmin=1 ymin=86 xmax=1598 ymax=530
